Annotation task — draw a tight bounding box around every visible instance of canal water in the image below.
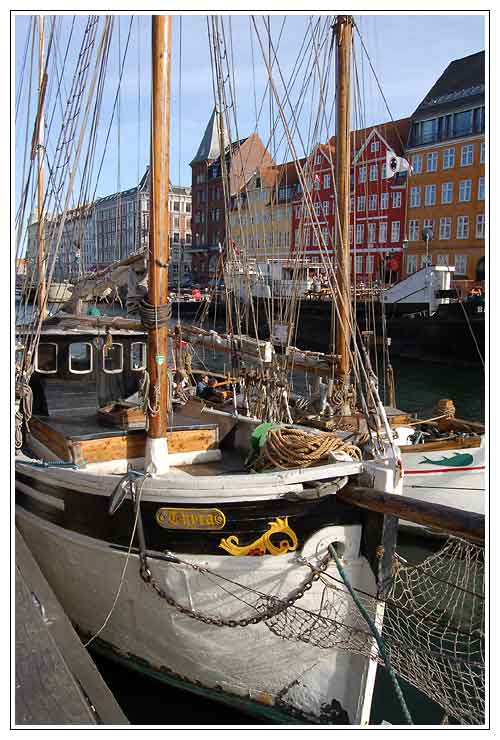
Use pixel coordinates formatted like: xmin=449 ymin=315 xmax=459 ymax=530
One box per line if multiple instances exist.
xmin=90 ymin=352 xmax=484 ymax=727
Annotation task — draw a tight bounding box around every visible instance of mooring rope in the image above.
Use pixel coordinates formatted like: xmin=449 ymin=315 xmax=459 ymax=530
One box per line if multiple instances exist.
xmin=254 ymin=426 xmax=362 ymax=471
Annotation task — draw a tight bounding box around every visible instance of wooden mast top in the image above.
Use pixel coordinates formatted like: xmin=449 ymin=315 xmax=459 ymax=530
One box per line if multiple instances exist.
xmin=145 ymin=15 xmax=172 ymax=474
xmin=334 ymin=15 xmax=354 ymax=395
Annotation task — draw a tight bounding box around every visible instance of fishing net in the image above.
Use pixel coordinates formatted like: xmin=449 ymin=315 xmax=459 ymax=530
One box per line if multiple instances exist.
xmin=262 ymin=536 xmax=485 ymax=725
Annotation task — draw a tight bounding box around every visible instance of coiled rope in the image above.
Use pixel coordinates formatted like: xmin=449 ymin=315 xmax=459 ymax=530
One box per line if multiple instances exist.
xmin=139 ymin=298 xmax=172 ymax=329
xmin=254 ymin=427 xmax=362 ymax=471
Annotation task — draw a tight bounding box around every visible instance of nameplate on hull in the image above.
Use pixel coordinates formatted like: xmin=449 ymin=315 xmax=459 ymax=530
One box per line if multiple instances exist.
xmin=156 ymin=507 xmax=226 ymax=530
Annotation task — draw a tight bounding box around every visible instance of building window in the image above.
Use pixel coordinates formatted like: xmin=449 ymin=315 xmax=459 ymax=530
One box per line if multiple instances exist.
xmin=411 ymin=155 xmax=422 ymax=174
xmin=478 ymin=176 xmax=485 ymax=200
xmin=441 ymin=182 xmax=453 ymax=204
xmin=421 ymin=254 xmax=432 ymax=268
xmin=315 ymin=153 xmax=321 ymax=165
xmin=423 ymin=218 xmax=434 ymax=236
xmin=314 ymin=202 xmax=321 ymax=217
xmin=322 ymin=226 xmax=329 ymax=246
xmin=459 ymin=179 xmax=472 ymax=202
xmin=173 ymin=201 xmax=180 ymax=212
xmin=130 ymin=342 xmax=146 ymax=370
xmin=437 ymin=254 xmax=449 ymax=266
xmin=391 ymin=221 xmax=400 ymax=242
xmin=357 ymin=195 xmax=366 ymax=211
xmin=379 ymin=222 xmax=387 ymax=243
xmin=314 ymin=177 xmax=321 ymax=190
xmin=480 ymin=142 xmax=485 ymax=164
xmin=443 ymin=148 xmax=455 ymax=169
xmin=406 ymin=254 xmax=418 ymax=274
xmin=476 ymin=214 xmax=485 ymax=239
xmin=439 ymin=217 xmax=452 ymax=240
xmin=69 ymin=342 xmax=93 ymax=374
xmin=349 ymin=197 xmax=354 ymax=212
xmin=358 ymin=166 xmax=367 ymax=183
xmin=368 ymin=194 xmax=377 ymax=210
xmin=366 ymin=254 xmax=375 ymax=273
xmin=356 ymin=224 xmax=364 ymax=244
xmin=457 ymin=216 xmax=469 ymax=239
xmin=348 ymin=225 xmax=353 ymax=244
xmin=461 ymin=144 xmax=474 ymax=166
xmin=408 ymin=220 xmax=419 ymax=241
xmin=426 ymin=152 xmax=438 ymax=172
xmin=355 ymin=255 xmax=363 ymax=274
xmin=381 ymin=163 xmax=387 ymax=179
xmin=324 ymin=174 xmax=330 ymax=189
xmin=367 ymin=223 xmax=376 ymax=244
xmin=381 ymin=192 xmax=388 ymax=210
xmin=410 ymin=186 xmax=420 ymax=208
xmin=369 ymin=164 xmax=378 ymax=181
xmin=322 ymin=200 xmax=329 ymax=215
xmin=455 ymin=254 xmax=468 ymax=275
xmin=371 ymin=140 xmax=380 ymax=153
xmin=35 ymin=343 xmax=58 ymax=374
xmin=424 ymin=184 xmax=436 ymax=206
xmin=454 ymin=110 xmax=473 ymax=137
xmin=392 ymin=192 xmax=402 ymax=208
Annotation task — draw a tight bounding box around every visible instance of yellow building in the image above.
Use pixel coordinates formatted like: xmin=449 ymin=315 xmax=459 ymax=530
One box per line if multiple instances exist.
xmin=404 ymin=51 xmax=485 ymax=282
xmin=228 ymin=162 xmax=299 ymax=263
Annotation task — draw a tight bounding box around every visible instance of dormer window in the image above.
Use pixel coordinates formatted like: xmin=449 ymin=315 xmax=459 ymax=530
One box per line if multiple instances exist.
xmin=103 ymin=343 xmax=123 ymax=374
xmin=35 ymin=343 xmax=58 ymax=374
xmin=69 ymin=342 xmax=93 ymax=374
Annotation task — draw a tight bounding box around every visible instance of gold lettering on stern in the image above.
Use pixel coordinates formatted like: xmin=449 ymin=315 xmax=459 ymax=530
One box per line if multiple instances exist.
xmin=156 ymin=508 xmax=226 ymax=530
xmin=219 ymin=517 xmax=299 ymax=556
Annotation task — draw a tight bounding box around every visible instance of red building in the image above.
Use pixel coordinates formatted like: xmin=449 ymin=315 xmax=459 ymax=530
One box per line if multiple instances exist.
xmin=190 ymin=108 xmax=274 ymax=285
xmin=291 ymin=119 xmax=410 ymax=283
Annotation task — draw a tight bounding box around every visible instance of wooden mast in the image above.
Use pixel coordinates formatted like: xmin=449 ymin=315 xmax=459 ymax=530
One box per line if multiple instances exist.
xmin=334 ymin=16 xmax=353 ymax=407
xmin=37 ymin=15 xmax=46 ymax=322
xmin=145 ymin=15 xmax=172 ymax=474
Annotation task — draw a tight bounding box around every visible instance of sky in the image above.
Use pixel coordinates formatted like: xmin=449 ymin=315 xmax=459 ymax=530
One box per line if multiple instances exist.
xmin=14 ymin=13 xmax=485 ymax=207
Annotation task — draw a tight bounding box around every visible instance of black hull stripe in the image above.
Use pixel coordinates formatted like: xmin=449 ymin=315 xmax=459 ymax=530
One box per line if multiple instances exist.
xmin=16 ymin=470 xmax=360 ymax=556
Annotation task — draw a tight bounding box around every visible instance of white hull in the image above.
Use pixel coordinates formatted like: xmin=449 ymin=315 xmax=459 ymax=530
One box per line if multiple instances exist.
xmin=16 ymin=504 xmax=380 ymax=724
xmin=401 ymin=440 xmax=485 ymax=531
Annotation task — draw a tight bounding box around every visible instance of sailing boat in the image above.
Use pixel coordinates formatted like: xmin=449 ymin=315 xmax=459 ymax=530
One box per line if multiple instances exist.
xmin=16 ymin=15 xmax=405 ymax=724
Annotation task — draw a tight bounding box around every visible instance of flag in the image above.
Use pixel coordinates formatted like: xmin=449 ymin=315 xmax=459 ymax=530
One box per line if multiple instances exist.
xmin=385 ymin=150 xmax=412 ymax=178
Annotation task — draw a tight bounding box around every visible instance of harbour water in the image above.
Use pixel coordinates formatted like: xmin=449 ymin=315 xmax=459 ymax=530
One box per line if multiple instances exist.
xmin=88 ymin=352 xmax=483 ymax=726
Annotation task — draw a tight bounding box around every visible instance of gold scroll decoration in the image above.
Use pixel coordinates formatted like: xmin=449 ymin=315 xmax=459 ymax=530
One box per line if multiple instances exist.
xmin=219 ymin=517 xmax=298 ymax=556
xmin=156 ymin=507 xmax=226 ymax=530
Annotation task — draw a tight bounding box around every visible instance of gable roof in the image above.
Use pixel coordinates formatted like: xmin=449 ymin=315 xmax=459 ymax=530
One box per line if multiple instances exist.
xmin=412 ymin=51 xmax=485 ymax=119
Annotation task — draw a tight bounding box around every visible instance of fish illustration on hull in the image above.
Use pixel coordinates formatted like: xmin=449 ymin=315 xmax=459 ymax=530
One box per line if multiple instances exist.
xmin=419 ymin=453 xmax=474 ymax=467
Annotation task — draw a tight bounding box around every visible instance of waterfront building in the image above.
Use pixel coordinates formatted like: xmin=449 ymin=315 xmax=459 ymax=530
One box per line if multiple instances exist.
xmin=404 ymin=51 xmax=485 ymax=282
xmin=26 ymin=206 xmax=94 ymax=283
xmin=26 ymin=171 xmax=192 ymax=284
xmin=290 ymin=120 xmax=409 ymax=283
xmin=190 ymin=107 xmax=274 ymax=285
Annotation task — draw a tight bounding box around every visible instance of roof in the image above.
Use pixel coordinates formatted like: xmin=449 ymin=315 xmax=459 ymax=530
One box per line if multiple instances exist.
xmin=190 ymin=107 xmax=231 ymax=165
xmin=412 ymin=51 xmax=485 ymax=119
xmin=328 ymin=118 xmax=411 ymax=157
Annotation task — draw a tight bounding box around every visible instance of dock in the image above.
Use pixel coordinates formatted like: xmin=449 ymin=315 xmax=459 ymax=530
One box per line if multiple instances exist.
xmin=15 ymin=528 xmax=129 ymax=725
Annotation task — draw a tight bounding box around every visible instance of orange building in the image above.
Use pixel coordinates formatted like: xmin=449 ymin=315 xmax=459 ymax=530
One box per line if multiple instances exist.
xmin=404 ymin=51 xmax=485 ymax=282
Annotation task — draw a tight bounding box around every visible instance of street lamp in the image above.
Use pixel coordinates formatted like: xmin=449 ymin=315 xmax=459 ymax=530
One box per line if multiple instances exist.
xmin=422 ymin=227 xmax=433 ymax=268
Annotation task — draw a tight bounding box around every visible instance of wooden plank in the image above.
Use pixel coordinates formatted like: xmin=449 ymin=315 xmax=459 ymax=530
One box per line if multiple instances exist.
xmin=336 ymin=485 xmax=484 ymax=543
xmin=399 ymin=435 xmax=481 ymax=454
xmin=77 ymin=428 xmax=218 ymax=463
xmin=15 ymin=529 xmax=128 ymax=725
xmin=29 ymin=417 xmax=72 ymax=462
